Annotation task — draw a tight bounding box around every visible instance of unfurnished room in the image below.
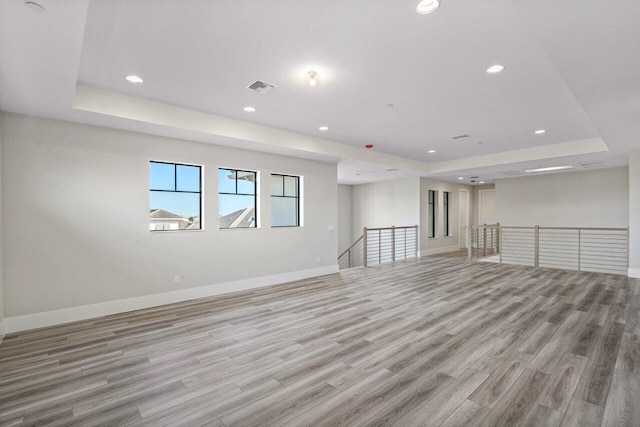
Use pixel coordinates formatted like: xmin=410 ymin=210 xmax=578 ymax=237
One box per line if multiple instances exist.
xmin=0 ymin=0 xmax=639 ymax=426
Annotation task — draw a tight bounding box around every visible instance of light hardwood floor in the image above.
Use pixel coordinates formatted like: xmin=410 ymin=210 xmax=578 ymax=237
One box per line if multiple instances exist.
xmin=0 ymin=257 xmax=638 ymax=426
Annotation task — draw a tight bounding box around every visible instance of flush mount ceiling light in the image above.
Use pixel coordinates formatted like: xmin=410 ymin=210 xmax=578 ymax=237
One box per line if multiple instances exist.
xmin=427 ymin=150 xmax=436 ymax=154
xmin=416 ymin=0 xmax=440 ymax=14
xmin=125 ymin=75 xmax=143 ymax=84
xmin=243 ymin=106 xmax=256 ymax=112
xmin=318 ymin=126 xmax=329 ymax=131
xmin=306 ymin=71 xmax=318 ymax=87
xmin=486 ymin=65 xmax=505 ymax=74
xmin=525 ymin=165 xmax=573 ymax=173
xmin=458 ymin=177 xmax=464 ymax=180
xmin=534 ymin=129 xmax=546 ymax=134
xmin=479 ymin=181 xmax=485 ymax=184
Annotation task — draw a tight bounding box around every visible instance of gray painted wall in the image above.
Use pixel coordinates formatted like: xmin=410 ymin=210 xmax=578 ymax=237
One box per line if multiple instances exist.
xmin=0 ymin=114 xmax=3 ymax=324
xmin=495 ymin=167 xmax=629 ymax=227
xmin=420 ymin=178 xmax=473 ymax=255
xmin=351 ymin=178 xmax=421 ymax=238
xmin=337 ymin=184 xmax=353 ymax=253
xmin=629 ymin=152 xmax=640 ymax=276
xmin=1 ymin=114 xmax=338 ymax=317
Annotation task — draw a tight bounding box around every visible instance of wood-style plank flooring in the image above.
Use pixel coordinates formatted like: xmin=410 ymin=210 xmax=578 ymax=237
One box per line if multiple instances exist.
xmin=0 ymin=257 xmax=638 ymax=426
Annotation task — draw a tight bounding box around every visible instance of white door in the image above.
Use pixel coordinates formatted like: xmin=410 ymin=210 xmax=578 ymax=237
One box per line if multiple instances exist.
xmin=459 ymin=189 xmax=469 ymax=249
xmin=478 ymin=190 xmax=496 ymax=225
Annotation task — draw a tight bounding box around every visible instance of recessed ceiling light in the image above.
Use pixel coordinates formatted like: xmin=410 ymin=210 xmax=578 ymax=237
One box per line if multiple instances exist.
xmin=486 ymin=65 xmax=505 ymax=74
xmin=24 ymin=1 xmax=45 ymax=11
xmin=525 ymin=165 xmax=573 ymax=173
xmin=428 ymin=150 xmax=436 ymax=154
xmin=318 ymin=126 xmax=329 ymax=131
xmin=125 ymin=75 xmax=143 ymax=84
xmin=243 ymin=106 xmax=256 ymax=112
xmin=479 ymin=181 xmax=485 ymax=184
xmin=416 ymin=0 xmax=440 ymax=14
xmin=307 ymin=71 xmax=318 ymax=87
xmin=534 ymin=129 xmax=546 ymax=134
xmin=458 ymin=177 xmax=464 ymax=180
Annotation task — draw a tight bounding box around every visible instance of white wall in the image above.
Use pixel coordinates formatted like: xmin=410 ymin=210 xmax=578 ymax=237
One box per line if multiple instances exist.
xmin=629 ymin=152 xmax=640 ymax=277
xmin=420 ymin=178 xmax=473 ymax=255
xmin=0 ymin=114 xmax=3 ymax=327
xmin=495 ymin=167 xmax=629 ymax=227
xmin=1 ymin=113 xmax=338 ymax=318
xmin=337 ymin=184 xmax=353 ymax=253
xmin=471 ymin=184 xmax=496 ymax=225
xmin=352 ymin=178 xmax=421 ymax=236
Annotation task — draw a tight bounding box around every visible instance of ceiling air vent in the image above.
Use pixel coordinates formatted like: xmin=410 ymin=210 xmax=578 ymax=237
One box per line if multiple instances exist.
xmin=499 ymin=170 xmax=523 ymax=176
xmin=246 ymin=80 xmax=278 ymax=94
xmin=451 ymin=134 xmax=470 ymax=140
xmin=578 ymin=161 xmax=605 ymax=168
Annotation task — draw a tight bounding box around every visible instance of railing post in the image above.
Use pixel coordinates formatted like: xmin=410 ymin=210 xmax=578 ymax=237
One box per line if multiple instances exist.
xmin=490 ymin=228 xmax=494 ymax=255
xmin=499 ymin=225 xmax=503 ymax=264
xmin=468 ymin=223 xmax=472 ymax=260
xmin=348 ymin=250 xmax=351 ymax=268
xmin=534 ymin=225 xmax=540 ymax=267
xmin=363 ymin=227 xmax=368 ymax=267
xmin=496 ymin=222 xmax=500 ymax=254
xmin=378 ymin=229 xmax=382 ymax=264
xmin=392 ymin=225 xmax=396 ymax=262
xmin=578 ymin=229 xmax=581 ymax=271
xmin=476 ymin=227 xmax=479 ymax=259
xmin=483 ymin=224 xmax=487 ymax=257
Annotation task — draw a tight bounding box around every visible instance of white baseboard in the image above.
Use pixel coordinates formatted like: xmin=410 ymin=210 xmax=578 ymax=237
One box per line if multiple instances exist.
xmin=0 ymin=320 xmax=5 ymax=346
xmin=3 ymin=265 xmax=338 ymax=334
xmin=420 ymin=244 xmax=464 ymax=257
xmin=628 ymin=268 xmax=640 ymax=278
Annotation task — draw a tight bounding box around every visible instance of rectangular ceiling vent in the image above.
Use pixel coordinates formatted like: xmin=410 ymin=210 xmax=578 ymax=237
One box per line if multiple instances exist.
xmin=451 ymin=134 xmax=470 ymax=140
xmin=246 ymin=80 xmax=278 ymax=94
xmin=578 ymin=161 xmax=605 ymax=168
xmin=499 ymin=170 xmax=523 ymax=176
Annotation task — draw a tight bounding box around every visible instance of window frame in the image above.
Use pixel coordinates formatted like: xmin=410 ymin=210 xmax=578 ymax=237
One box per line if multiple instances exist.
xmin=428 ymin=190 xmax=437 ymax=239
xmin=218 ymin=168 xmax=259 ymax=229
xmin=270 ymin=173 xmax=300 ymax=228
xmin=149 ymin=160 xmax=203 ymax=232
xmin=443 ymin=191 xmax=451 ymax=237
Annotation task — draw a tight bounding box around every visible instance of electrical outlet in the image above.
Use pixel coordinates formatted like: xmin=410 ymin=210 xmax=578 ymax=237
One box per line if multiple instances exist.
xmin=174 ymin=275 xmax=180 ymax=285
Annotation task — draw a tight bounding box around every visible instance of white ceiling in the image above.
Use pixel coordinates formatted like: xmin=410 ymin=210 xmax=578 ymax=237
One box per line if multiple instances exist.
xmin=0 ymin=0 xmax=637 ymax=185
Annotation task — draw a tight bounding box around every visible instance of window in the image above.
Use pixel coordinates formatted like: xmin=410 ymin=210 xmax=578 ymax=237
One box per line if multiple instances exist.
xmin=428 ymin=190 xmax=437 ymax=238
xmin=271 ymin=174 xmax=300 ymax=227
xmin=443 ymin=191 xmax=451 ymax=237
xmin=219 ymin=169 xmax=257 ymax=228
xmin=149 ymin=161 xmax=202 ymax=231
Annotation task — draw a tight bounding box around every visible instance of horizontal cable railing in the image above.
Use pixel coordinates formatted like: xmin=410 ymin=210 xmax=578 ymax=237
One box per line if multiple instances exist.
xmin=365 ymin=225 xmax=419 ymax=267
xmin=470 ymin=224 xmax=629 ymax=275
xmin=338 ymin=235 xmax=364 ymax=270
xmin=339 ymin=225 xmax=419 ymax=269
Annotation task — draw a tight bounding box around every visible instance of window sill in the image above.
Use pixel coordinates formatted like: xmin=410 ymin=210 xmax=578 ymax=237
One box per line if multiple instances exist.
xmin=219 ymin=227 xmax=260 ymax=231
xmin=150 ymin=228 xmax=204 ymax=233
